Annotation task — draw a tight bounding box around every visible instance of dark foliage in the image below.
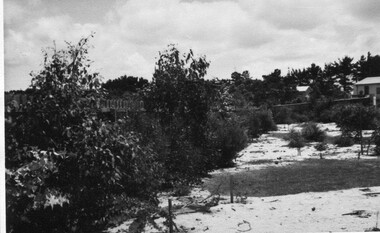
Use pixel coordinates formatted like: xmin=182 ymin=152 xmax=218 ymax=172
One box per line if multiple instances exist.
xmin=301 ymin=122 xmax=326 ymax=142
xmin=217 ymin=123 xmax=247 ymax=167
xmin=207 ymin=112 xmax=248 ymax=167
xmin=6 ymin=36 xmax=162 ymax=233
xmin=374 ymin=135 xmax=380 ymax=155
xmin=287 ymin=129 xmax=305 ymax=149
xmin=143 ymin=45 xmax=218 ymax=185
xmin=102 ymin=75 xmax=148 ymax=97
xmin=315 ymin=142 xmax=328 ymax=151
xmin=335 ymin=136 xmax=354 ymax=147
xmin=333 ymin=104 xmax=378 ymax=137
xmin=356 ymin=52 xmax=380 ymax=80
xmin=247 ymin=110 xmax=277 ymax=138
xmin=274 ymin=107 xmax=293 ymax=124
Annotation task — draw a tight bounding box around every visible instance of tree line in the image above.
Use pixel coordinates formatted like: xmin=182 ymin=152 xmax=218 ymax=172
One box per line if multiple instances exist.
xmin=103 ymin=52 xmax=380 ymax=107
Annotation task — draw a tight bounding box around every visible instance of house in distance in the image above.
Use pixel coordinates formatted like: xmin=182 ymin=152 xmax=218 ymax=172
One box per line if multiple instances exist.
xmin=296 ymin=85 xmax=312 ymax=102
xmin=353 ymin=77 xmax=380 ymax=103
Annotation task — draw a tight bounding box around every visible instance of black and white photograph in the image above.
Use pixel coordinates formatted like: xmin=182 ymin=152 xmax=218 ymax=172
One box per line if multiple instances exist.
xmin=3 ymin=0 xmax=380 ymax=232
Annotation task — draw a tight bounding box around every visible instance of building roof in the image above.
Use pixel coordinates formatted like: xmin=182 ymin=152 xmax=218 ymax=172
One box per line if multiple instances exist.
xmin=296 ymin=86 xmax=310 ymax=92
xmin=355 ymin=77 xmax=380 ymax=85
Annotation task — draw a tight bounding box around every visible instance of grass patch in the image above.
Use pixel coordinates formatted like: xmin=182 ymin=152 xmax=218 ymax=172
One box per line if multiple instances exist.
xmin=203 ymin=159 xmax=380 ymax=197
xmin=269 ymin=132 xmax=289 ymax=140
xmin=247 ymin=159 xmax=275 ymax=165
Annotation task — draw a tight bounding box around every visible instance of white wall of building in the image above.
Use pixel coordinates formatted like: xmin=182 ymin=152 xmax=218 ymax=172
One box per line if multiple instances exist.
xmin=354 ymin=84 xmax=380 ymax=99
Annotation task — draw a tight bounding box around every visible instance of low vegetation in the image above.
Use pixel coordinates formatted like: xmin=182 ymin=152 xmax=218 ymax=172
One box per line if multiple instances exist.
xmin=203 ymin=159 xmax=380 ymax=197
xmin=301 ymin=122 xmax=326 ymax=142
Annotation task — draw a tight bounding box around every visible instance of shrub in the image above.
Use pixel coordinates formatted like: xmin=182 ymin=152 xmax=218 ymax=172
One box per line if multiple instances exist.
xmin=333 ymin=104 xmax=378 ymax=135
xmin=218 ymin=123 xmax=248 ymax=167
xmin=312 ymin=99 xmax=334 ymax=122
xmin=143 ymin=45 xmax=220 ymax=185
xmin=315 ymin=142 xmax=328 ymax=151
xmin=287 ymin=129 xmax=306 ymax=148
xmin=274 ymin=107 xmax=293 ymax=124
xmin=247 ymin=110 xmax=277 ymax=138
xmin=315 ymin=142 xmax=328 ymax=159
xmin=335 ymin=136 xmax=354 ymax=147
xmin=257 ymin=110 xmax=277 ymax=132
xmin=375 ymin=144 xmax=380 ymax=155
xmin=333 ymin=104 xmax=378 ymax=153
xmin=318 ymin=109 xmax=335 ymax=123
xmin=301 ymin=122 xmax=326 ymax=142
xmin=247 ymin=114 xmax=261 ymax=138
xmin=207 ymin=111 xmax=248 ymax=168
xmin=291 ymin=112 xmax=310 ymax=123
xmin=373 ymin=132 xmax=380 ymax=155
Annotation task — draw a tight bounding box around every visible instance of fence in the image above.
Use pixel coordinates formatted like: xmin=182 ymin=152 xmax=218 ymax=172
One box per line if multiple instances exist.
xmin=5 ymin=93 xmax=145 ymax=112
xmin=271 ymin=96 xmax=372 ymax=114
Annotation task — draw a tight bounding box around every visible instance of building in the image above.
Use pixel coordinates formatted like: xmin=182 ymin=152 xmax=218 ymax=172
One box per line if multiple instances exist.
xmin=296 ymin=86 xmax=312 ymax=102
xmin=353 ymin=77 xmax=380 ymax=101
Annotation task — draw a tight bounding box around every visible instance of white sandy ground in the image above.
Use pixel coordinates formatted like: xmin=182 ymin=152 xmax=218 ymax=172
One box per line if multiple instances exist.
xmin=109 ymin=123 xmax=380 ymax=233
xmin=170 ymin=187 xmax=380 ymax=233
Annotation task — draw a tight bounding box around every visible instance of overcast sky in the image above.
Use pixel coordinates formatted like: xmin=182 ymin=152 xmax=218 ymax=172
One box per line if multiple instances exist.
xmin=4 ymin=0 xmax=380 ymax=91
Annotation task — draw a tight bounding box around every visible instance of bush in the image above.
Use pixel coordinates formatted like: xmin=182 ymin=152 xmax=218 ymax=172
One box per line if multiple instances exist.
xmin=333 ymin=104 xmax=378 ymax=152
xmin=301 ymin=122 xmax=326 ymax=142
xmin=315 ymin=142 xmax=328 ymax=158
xmin=247 ymin=110 xmax=277 ymax=138
xmin=291 ymin=112 xmax=310 ymax=123
xmin=318 ymin=109 xmax=335 ymax=123
xmin=373 ymin=131 xmax=380 ymax=155
xmin=335 ymin=136 xmax=354 ymax=147
xmin=143 ymin=45 xmax=219 ymax=186
xmin=333 ymin=104 xmax=378 ymax=135
xmin=274 ymin=107 xmax=310 ymax=124
xmin=247 ymin=114 xmax=261 ymax=138
xmin=258 ymin=110 xmax=278 ymax=132
xmin=274 ymin=107 xmax=293 ymax=124
xmin=315 ymin=142 xmax=328 ymax=151
xmin=219 ymin=123 xmax=247 ymax=167
xmin=287 ymin=129 xmax=306 ymax=148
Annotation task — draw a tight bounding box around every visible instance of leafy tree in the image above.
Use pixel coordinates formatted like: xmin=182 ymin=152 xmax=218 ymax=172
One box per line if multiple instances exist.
xmin=262 ymin=69 xmax=284 ymax=105
xmin=143 ymin=45 xmax=217 ymax=183
xmin=333 ymin=104 xmax=378 ymax=156
xmin=356 ymin=52 xmax=380 ymax=80
xmin=327 ymin=56 xmax=356 ymax=94
xmin=6 ymin=36 xmax=162 ymax=232
xmin=205 ymin=90 xmax=248 ymax=167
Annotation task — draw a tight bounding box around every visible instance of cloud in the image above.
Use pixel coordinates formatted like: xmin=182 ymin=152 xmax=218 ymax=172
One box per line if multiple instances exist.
xmin=253 ymin=0 xmax=330 ymax=31
xmin=4 ymin=0 xmax=380 ymax=90
xmin=345 ymin=0 xmax=380 ymax=22
xmin=3 ymin=1 xmax=26 ymax=26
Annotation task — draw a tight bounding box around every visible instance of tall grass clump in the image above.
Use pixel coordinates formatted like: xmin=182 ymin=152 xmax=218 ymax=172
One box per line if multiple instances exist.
xmin=301 ymin=122 xmax=326 ymax=142
xmin=287 ymin=129 xmax=306 ymax=156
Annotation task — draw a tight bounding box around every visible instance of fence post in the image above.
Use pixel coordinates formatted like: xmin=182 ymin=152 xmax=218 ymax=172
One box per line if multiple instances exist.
xmin=374 ymin=96 xmax=377 ymax=108
xmin=168 ymin=199 xmax=173 ymax=233
xmin=230 ymin=175 xmax=234 ymax=203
